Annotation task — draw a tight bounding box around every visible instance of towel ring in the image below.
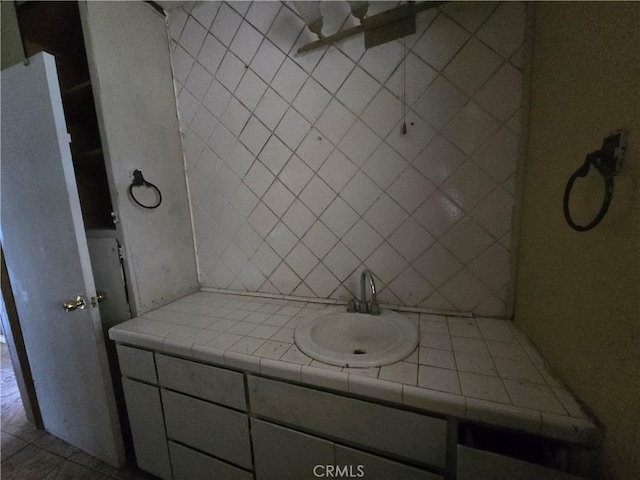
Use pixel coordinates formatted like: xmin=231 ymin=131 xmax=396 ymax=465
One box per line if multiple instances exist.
xmin=562 ymin=152 xmax=614 ymax=231
xmin=562 ymin=130 xmax=627 ymax=232
xmin=128 ymin=169 xmax=162 ymax=209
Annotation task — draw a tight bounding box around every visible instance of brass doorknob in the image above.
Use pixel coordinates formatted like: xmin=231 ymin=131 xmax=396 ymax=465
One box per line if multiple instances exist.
xmin=63 ymin=295 xmax=86 ymax=312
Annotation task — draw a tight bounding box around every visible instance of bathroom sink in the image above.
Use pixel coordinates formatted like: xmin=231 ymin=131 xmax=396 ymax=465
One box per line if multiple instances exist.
xmin=294 ymin=310 xmax=419 ymax=368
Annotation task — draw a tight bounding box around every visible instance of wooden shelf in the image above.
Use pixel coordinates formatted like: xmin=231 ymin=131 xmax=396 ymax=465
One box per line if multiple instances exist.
xmin=63 ymin=80 xmax=91 ymax=97
xmin=18 ymin=1 xmax=112 ymax=231
xmin=81 ymin=148 xmax=103 ymax=158
xmin=61 ymin=80 xmax=98 ymax=127
xmin=72 ymin=149 xmax=104 ymax=169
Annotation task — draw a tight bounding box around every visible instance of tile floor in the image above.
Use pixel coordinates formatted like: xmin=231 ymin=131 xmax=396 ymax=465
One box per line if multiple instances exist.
xmin=1 ymin=343 xmax=157 ymax=480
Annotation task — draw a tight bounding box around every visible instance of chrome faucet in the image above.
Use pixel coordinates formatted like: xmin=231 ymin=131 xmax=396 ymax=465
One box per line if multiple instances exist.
xmin=359 ymin=269 xmax=381 ymax=315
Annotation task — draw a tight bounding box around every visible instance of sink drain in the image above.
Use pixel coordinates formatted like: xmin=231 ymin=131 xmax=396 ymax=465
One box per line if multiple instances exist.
xmin=353 ymin=349 xmax=366 ymax=355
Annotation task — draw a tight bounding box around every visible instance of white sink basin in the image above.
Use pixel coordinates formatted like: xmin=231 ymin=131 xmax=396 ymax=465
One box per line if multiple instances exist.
xmin=294 ymin=309 xmax=419 ymax=368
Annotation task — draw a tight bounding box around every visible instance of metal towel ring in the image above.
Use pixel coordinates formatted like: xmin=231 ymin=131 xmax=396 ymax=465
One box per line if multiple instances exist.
xmin=562 ymin=152 xmax=614 ymax=232
xmin=128 ymin=169 xmax=162 ymax=209
xmin=562 ymin=130 xmax=627 ymax=232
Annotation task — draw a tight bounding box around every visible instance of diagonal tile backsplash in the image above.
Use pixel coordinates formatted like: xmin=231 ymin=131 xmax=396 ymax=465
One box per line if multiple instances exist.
xmin=168 ymin=1 xmax=527 ymax=317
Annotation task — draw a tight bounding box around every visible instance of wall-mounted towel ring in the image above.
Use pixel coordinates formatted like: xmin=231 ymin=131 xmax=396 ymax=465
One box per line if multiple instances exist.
xmin=562 ymin=130 xmax=627 ymax=232
xmin=128 ymin=169 xmax=162 ymax=209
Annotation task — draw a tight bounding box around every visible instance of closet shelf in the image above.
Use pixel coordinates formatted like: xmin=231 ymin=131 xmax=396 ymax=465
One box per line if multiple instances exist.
xmin=81 ymin=148 xmax=102 ymax=157
xmin=62 ymin=79 xmax=91 ymax=97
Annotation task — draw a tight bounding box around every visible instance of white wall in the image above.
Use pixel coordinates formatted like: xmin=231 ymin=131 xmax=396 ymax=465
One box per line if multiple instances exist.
xmin=81 ymin=1 xmax=199 ymax=314
xmin=168 ymin=1 xmax=526 ymax=317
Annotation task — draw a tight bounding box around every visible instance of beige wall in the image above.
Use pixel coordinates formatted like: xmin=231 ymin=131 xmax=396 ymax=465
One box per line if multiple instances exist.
xmin=1 ymin=1 xmax=25 ymax=70
xmin=515 ymin=3 xmax=639 ymax=479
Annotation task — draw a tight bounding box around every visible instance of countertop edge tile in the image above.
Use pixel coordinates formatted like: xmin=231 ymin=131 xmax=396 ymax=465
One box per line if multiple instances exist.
xmin=466 ymin=397 xmax=542 ymax=434
xmin=402 ymin=384 xmax=466 ymax=417
xmin=260 ymin=358 xmax=302 ymax=382
xmin=300 ymin=365 xmax=350 ymax=393
xmin=191 ymin=344 xmax=225 ymax=366
xmin=162 ymin=337 xmax=194 ymax=357
xmin=552 ymin=386 xmax=590 ymax=419
xmin=134 ymin=333 xmax=165 ymax=351
xmin=348 ymin=374 xmax=403 ymax=404
xmin=108 ymin=329 xmax=138 ymax=344
xmin=224 ymin=350 xmax=261 ymax=373
xmin=540 ymin=412 xmax=602 ymax=447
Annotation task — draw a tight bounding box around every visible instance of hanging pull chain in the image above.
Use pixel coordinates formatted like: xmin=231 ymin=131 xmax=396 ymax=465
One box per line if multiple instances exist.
xmin=401 ymin=37 xmax=407 ymax=135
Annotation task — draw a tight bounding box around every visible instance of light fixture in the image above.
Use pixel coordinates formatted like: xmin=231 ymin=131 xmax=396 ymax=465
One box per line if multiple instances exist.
xmin=292 ymin=1 xmax=324 ymax=39
xmin=348 ymin=1 xmax=368 ymax=22
xmin=296 ymin=1 xmax=447 ymax=53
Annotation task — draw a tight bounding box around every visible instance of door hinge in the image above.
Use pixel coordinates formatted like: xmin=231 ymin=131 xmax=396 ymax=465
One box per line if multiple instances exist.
xmin=111 ymin=211 xmax=120 ymax=225
xmin=117 ymin=245 xmax=125 ymax=260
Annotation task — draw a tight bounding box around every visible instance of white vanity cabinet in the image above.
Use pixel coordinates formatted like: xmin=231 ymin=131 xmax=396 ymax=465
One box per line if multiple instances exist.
xmin=161 ymin=390 xmax=251 ymax=469
xmin=247 ymin=376 xmax=448 ymax=466
xmin=456 ymin=445 xmax=585 ymax=480
xmin=118 ymin=346 xmax=252 ymax=480
xmin=168 ymin=441 xmax=252 ymax=480
xmin=116 ymin=345 xmax=447 ymax=479
xmin=156 ymin=357 xmax=252 ymax=477
xmin=155 ymin=354 xmax=246 ymax=410
xmin=121 ymin=379 xmax=171 ymax=480
xmin=115 ymin=343 xmax=591 ymax=480
xmin=155 ymin=354 xmax=252 ymax=470
xmin=248 ymin=376 xmax=447 ymax=478
xmin=117 ymin=345 xmax=171 ymax=480
xmin=251 ymin=419 xmax=443 ymax=480
xmin=335 ymin=445 xmax=441 ymax=480
xmin=251 ymin=419 xmax=336 ymax=480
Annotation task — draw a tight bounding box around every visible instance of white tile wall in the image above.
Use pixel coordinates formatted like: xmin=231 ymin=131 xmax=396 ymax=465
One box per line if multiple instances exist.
xmin=169 ymin=1 xmax=527 ymax=317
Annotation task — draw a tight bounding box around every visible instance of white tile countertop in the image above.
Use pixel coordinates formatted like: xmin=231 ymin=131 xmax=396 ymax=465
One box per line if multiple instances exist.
xmin=108 ymin=290 xmax=600 ymax=446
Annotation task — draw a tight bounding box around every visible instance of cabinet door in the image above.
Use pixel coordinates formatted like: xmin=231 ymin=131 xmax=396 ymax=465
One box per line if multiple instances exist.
xmin=169 ymin=441 xmax=252 ymax=480
xmin=335 ymin=445 xmax=443 ymax=480
xmin=116 ymin=345 xmax=156 ymax=384
xmin=249 ymin=376 xmax=447 ymax=467
xmin=162 ymin=389 xmax=252 ymax=469
xmin=457 ymin=446 xmax=585 ymax=480
xmin=156 ymin=354 xmax=245 ymax=410
xmin=121 ymin=378 xmax=171 ymax=480
xmin=252 ymin=419 xmax=334 ymax=480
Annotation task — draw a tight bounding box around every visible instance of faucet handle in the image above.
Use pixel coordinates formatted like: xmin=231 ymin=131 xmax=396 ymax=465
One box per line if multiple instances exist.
xmin=347 ymin=298 xmax=360 ymax=313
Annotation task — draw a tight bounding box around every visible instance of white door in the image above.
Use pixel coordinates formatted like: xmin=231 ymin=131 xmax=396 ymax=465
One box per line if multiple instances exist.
xmin=1 ymin=53 xmax=125 ymax=466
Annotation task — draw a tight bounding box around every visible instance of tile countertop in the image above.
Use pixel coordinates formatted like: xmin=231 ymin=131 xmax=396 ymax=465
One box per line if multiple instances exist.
xmin=108 ymin=290 xmax=600 ymax=447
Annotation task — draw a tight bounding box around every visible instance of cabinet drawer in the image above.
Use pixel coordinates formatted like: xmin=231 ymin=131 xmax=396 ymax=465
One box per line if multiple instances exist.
xmin=169 ymin=441 xmax=252 ymax=480
xmin=156 ymin=354 xmax=245 ymax=410
xmin=335 ymin=445 xmax=443 ymax=480
xmin=252 ymin=419 xmax=334 ymax=480
xmin=457 ymin=445 xmax=585 ymax=480
xmin=248 ymin=376 xmax=447 ymax=468
xmin=162 ymin=389 xmax=252 ymax=469
xmin=116 ymin=344 xmax=156 ymax=383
